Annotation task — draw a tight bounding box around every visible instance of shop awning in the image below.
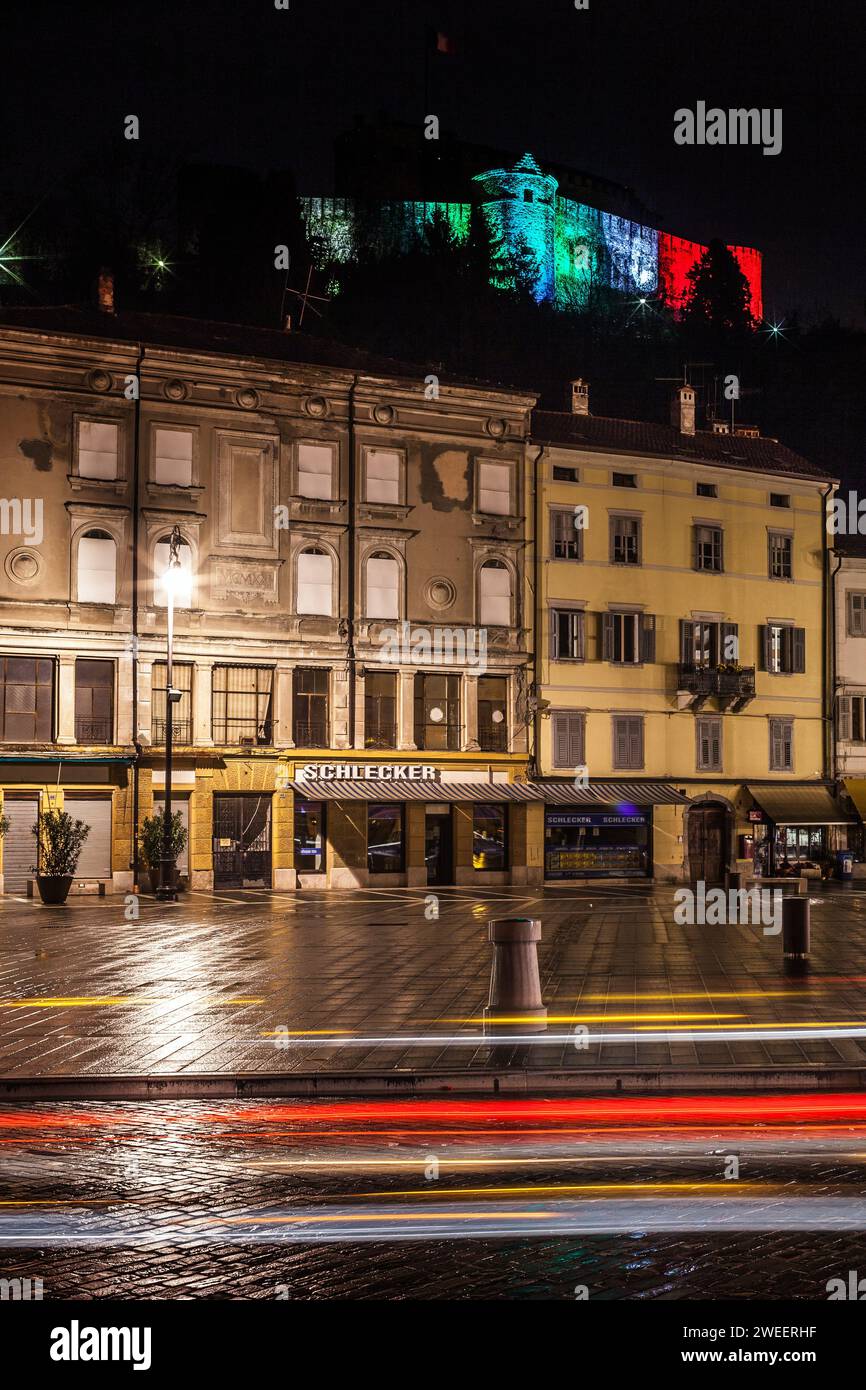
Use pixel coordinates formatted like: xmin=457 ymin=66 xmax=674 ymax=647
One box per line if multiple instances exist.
xmin=748 ymin=785 xmax=855 ymax=826
xmin=540 ymin=780 xmax=691 ymax=806
xmin=289 ymin=779 xmax=545 ymax=802
xmin=0 ymin=755 xmax=134 ymax=765
xmin=844 ymin=779 xmax=866 ymax=823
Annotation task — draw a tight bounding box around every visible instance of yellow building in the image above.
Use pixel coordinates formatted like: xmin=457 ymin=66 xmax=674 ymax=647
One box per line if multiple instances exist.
xmin=529 ymin=380 xmax=845 ymax=884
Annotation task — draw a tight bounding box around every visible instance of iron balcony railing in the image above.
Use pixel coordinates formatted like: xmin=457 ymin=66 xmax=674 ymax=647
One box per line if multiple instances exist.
xmin=677 ymin=664 xmax=756 ymax=710
xmin=293 ymin=721 xmax=329 ymax=748
xmin=75 ymin=718 xmax=114 ymax=743
xmin=151 ymin=718 xmax=193 ymax=744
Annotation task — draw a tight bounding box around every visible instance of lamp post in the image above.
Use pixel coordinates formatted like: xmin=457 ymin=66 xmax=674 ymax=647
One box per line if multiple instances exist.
xmin=156 ymin=525 xmax=183 ymax=902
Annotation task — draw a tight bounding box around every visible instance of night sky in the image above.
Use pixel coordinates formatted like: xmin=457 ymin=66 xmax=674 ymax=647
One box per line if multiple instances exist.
xmin=3 ymin=0 xmax=865 ymax=324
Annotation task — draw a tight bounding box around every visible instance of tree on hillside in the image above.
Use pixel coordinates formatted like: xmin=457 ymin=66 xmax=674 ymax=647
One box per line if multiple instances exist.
xmin=682 ymin=238 xmax=754 ymax=336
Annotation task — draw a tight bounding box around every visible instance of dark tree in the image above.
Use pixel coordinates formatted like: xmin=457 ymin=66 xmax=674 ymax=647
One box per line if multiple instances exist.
xmin=682 ymin=238 xmax=754 ymax=336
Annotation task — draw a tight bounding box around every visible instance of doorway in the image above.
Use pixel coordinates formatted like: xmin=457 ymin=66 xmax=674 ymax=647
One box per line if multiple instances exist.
xmin=2 ymin=797 xmax=38 ymax=894
xmin=425 ymin=808 xmax=453 ymax=886
xmin=213 ymin=795 xmax=272 ymax=888
xmin=687 ymin=802 xmax=729 ymax=885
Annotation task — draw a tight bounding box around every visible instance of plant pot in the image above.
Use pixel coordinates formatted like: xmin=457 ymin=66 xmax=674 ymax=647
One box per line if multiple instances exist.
xmin=36 ymin=874 xmax=73 ymax=905
xmin=147 ymin=866 xmax=179 ymax=894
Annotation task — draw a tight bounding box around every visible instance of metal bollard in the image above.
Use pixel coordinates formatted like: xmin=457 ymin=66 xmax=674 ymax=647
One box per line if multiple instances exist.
xmin=782 ymin=895 xmax=810 ymax=959
xmin=483 ymin=917 xmax=547 ymax=1034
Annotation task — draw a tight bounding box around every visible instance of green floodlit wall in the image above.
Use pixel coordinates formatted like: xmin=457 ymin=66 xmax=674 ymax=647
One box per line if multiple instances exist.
xmin=300 ymin=198 xmax=471 ymax=266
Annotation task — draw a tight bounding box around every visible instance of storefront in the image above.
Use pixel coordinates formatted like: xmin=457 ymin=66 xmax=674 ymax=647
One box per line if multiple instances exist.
xmin=539 ymin=781 xmax=691 ymax=881
xmin=745 ymin=784 xmax=856 ymax=878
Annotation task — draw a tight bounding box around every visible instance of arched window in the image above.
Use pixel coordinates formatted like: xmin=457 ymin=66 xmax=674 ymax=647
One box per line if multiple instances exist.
xmin=297 ymin=546 xmax=333 ymax=616
xmin=366 ymin=552 xmax=399 ymax=620
xmin=153 ymin=535 xmax=193 ymax=609
xmin=77 ymin=529 xmax=117 ymax=604
xmin=479 ymin=559 xmax=512 ymax=626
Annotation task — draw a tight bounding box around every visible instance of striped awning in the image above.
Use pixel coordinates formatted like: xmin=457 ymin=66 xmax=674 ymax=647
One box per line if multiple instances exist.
xmin=540 ymin=780 xmax=691 ymax=806
xmin=289 ymin=779 xmax=545 ymax=802
xmin=748 ymin=784 xmax=855 ymax=826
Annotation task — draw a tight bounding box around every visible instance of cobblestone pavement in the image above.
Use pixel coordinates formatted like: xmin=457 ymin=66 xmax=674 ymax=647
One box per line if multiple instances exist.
xmin=2 ymin=1097 xmax=866 ymax=1299
xmin=2 ymin=884 xmax=866 ymax=1077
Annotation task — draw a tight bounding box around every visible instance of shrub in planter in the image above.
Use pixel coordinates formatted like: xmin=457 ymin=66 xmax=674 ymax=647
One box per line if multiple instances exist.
xmin=140 ymin=811 xmax=188 ymax=893
xmin=32 ymin=809 xmax=90 ymax=905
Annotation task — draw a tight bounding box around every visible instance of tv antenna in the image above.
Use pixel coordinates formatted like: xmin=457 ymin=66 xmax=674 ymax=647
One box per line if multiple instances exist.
xmin=281 ymin=264 xmax=330 ymax=330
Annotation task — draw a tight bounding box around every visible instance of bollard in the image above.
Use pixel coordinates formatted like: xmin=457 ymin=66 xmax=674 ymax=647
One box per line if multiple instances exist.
xmin=726 ymin=870 xmax=742 ymax=892
xmin=483 ymin=917 xmax=547 ymax=1034
xmin=782 ymin=895 xmax=810 ymax=959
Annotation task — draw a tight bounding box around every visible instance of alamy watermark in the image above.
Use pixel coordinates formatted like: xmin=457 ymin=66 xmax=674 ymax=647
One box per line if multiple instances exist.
xmin=375 ymin=622 xmax=488 ymax=675
xmin=674 ymin=880 xmax=781 ymax=934
xmin=674 ymin=102 xmax=782 ymax=157
xmin=0 ymin=497 xmax=43 ymax=545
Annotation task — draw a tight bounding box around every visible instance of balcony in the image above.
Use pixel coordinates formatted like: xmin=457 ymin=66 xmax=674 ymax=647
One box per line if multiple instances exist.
xmin=677 ymin=664 xmax=756 ymax=712
xmin=293 ymin=721 xmax=329 ymax=748
xmin=478 ymin=724 xmax=509 ymax=753
xmin=75 ymin=718 xmax=114 ymax=744
xmin=151 ymin=718 xmax=192 ymax=745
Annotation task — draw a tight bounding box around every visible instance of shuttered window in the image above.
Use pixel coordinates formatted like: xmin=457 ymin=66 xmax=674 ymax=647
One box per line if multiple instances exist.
xmin=551 ymin=609 xmax=584 ymax=660
xmin=478 ymin=462 xmax=512 ymax=515
xmin=769 ymin=718 xmax=794 ymax=771
xmin=839 ymin=695 xmax=866 ymax=743
xmin=297 ymin=443 xmax=334 ymax=500
xmin=613 ymin=716 xmax=644 ymax=770
xmin=366 ymin=554 xmax=399 ymax=620
xmin=0 ymin=657 xmax=53 ymax=741
xmin=602 ymin=612 xmax=655 ymax=664
xmin=479 ymin=562 xmax=512 ymax=626
xmin=696 ymin=716 xmax=722 ymax=771
xmin=78 ymin=531 xmax=117 ymax=604
xmin=212 ymin=666 xmax=274 ymax=745
xmin=552 ymin=712 xmax=585 ymax=769
xmin=297 ymin=548 xmax=333 ymax=616
xmin=78 ymin=421 xmax=118 ymax=479
xmin=761 ymin=624 xmax=806 ymax=673
xmin=153 ymin=428 xmax=193 ymax=486
xmin=365 ymin=449 xmax=402 ymax=505
xmin=848 ymin=593 xmax=866 ymax=637
xmin=65 ymin=797 xmax=112 ymax=879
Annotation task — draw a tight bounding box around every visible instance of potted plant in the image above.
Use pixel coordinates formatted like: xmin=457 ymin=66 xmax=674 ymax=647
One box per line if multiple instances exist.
xmin=32 ymin=809 xmax=90 ymax=905
xmin=140 ymin=811 xmax=188 ymax=893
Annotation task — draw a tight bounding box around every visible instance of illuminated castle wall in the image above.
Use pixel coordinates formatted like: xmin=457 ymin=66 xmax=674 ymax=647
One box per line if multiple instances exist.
xmin=301 ymin=152 xmax=763 ymax=320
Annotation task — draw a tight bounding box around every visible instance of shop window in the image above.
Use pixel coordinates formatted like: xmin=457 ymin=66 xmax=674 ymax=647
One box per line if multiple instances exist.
xmin=610 ymin=515 xmax=641 ymax=565
xmin=552 ymin=712 xmax=585 ymax=769
xmin=478 ymin=560 xmax=512 ymax=626
xmin=78 ymin=420 xmax=119 ymax=480
xmin=367 ymin=803 xmax=404 ymax=873
xmin=551 ymin=509 xmax=582 ymax=560
xmin=365 ymin=553 xmax=399 ymax=620
xmin=694 ymin=524 xmax=724 ymax=572
xmin=769 ymin=717 xmax=794 ymax=771
xmin=293 ymin=667 xmax=329 ymax=747
xmin=364 ymin=448 xmax=402 ymax=505
xmin=477 ymin=461 xmax=512 ymax=515
xmin=414 ymin=673 xmax=460 ymax=751
xmin=477 ymin=676 xmax=508 ymax=752
xmin=153 ymin=428 xmax=193 ymax=486
xmin=769 ymin=532 xmax=793 ymax=580
xmin=212 ymin=666 xmax=274 ymax=745
xmin=77 ymin=529 xmax=117 ymax=604
xmin=152 ymin=662 xmax=192 ymax=744
xmin=473 ymin=803 xmax=508 ymax=871
xmin=75 ymin=659 xmax=114 ymax=743
xmin=295 ymin=800 xmax=325 ymax=872
xmin=0 ymin=656 xmax=53 ymax=741
xmin=551 ymin=608 xmax=584 ymax=661
xmin=761 ymin=624 xmax=806 ymax=674
xmin=364 ymin=671 xmax=397 ymax=749
xmin=297 ymin=443 xmax=334 ymax=500
xmin=696 ymin=715 xmax=722 ymax=772
xmin=613 ymin=715 xmax=644 ymax=770
xmin=848 ymin=592 xmax=866 ymax=637
xmin=602 ymin=611 xmax=655 ymax=664
xmin=297 ymin=547 xmax=334 ymax=616
xmin=153 ymin=535 xmax=193 ymax=608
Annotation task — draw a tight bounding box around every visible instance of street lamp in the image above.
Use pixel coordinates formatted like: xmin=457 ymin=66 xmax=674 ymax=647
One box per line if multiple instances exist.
xmin=156 ymin=525 xmax=184 ymax=902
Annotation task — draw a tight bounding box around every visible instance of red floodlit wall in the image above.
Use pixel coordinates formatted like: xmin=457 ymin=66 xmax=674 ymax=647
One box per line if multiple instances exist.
xmin=657 ymin=232 xmax=762 ymax=322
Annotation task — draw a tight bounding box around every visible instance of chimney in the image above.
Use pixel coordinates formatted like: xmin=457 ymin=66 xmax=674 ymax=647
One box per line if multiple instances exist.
xmin=570 ymin=377 xmax=589 ymax=415
xmin=97 ymin=267 xmax=115 ymax=315
xmin=671 ymin=383 xmax=696 ymax=436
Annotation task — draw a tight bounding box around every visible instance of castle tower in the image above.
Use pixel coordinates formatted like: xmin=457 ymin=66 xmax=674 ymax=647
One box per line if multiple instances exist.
xmin=472 ymin=153 xmax=558 ymax=302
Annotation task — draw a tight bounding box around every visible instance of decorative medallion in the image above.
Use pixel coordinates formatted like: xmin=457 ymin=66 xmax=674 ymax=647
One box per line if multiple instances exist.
xmin=373 ymin=404 xmax=395 ymax=425
xmin=235 ymin=387 xmax=260 ymax=410
xmin=425 ymin=576 xmax=457 ymax=611
xmin=163 ymin=379 xmax=189 ymax=402
xmin=86 ymin=368 xmax=112 ymax=394
xmin=5 ymin=547 xmax=42 ymax=585
xmin=485 ymin=417 xmax=508 ymax=438
xmin=303 ymin=395 xmax=329 ymax=418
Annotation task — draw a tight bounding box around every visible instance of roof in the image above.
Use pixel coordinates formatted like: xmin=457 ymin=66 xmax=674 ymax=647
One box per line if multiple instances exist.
xmin=0 ymin=305 xmax=533 ymax=398
xmin=533 ymin=408 xmax=832 ymax=482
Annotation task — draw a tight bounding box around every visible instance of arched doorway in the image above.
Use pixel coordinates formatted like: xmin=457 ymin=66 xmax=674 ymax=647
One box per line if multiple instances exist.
xmin=687 ymin=801 xmax=730 ymax=885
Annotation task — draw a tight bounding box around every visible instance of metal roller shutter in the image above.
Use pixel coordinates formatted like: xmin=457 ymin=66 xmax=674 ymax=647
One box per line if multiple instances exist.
xmin=3 ymin=798 xmax=39 ymax=894
xmin=65 ymin=797 xmax=112 ymax=879
xmin=153 ymin=796 xmax=190 ymax=874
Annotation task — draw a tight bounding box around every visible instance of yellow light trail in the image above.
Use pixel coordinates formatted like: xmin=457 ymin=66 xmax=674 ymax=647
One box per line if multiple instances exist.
xmin=259 ymin=1030 xmax=355 ymax=1037
xmin=351 ymin=1181 xmax=774 ymax=1199
xmin=226 ymin=1212 xmax=557 ymax=1225
xmin=0 ymin=996 xmax=266 ymax=1008
xmin=576 ymin=990 xmax=823 ymax=1002
xmin=451 ymin=1012 xmax=745 ymax=1025
xmin=635 ymin=1019 xmax=863 ymax=1032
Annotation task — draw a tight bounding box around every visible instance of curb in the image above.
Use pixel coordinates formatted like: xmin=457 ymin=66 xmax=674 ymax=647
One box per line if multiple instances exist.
xmin=2 ymin=1065 xmax=866 ymax=1101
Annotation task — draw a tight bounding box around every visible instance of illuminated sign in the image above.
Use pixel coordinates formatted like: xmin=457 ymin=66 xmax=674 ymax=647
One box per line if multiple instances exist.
xmin=298 ymin=764 xmax=440 ymax=783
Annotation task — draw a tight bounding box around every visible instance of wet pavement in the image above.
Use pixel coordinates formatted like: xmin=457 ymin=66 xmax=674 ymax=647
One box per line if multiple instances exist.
xmin=2 ymin=1095 xmax=866 ymax=1299
xmin=2 ymin=884 xmax=866 ymax=1077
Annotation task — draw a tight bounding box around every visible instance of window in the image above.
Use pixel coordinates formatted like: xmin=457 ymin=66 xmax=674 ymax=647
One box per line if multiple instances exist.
xmin=552 ymin=712 xmax=585 ymax=769
xmin=293 ymin=668 xmax=329 ymax=747
xmin=153 ymin=428 xmax=193 ymax=486
xmin=297 ymin=443 xmax=334 ymax=500
xmin=839 ymin=695 xmax=866 ymax=743
xmin=610 ymin=515 xmax=640 ymax=565
xmin=78 ymin=421 xmax=118 ymax=480
xmin=0 ymin=656 xmax=53 ymax=741
xmin=761 ymin=624 xmax=806 ymax=674
xmin=770 ymin=492 xmax=791 ymax=509
xmin=294 ymin=800 xmax=325 ymax=872
xmin=848 ymin=593 xmax=866 ymax=636
xmin=364 ymin=448 xmax=402 ymax=505
xmin=77 ymin=530 xmax=117 ymax=604
xmin=364 ymin=671 xmax=397 ymax=749
xmin=75 ymin=659 xmax=114 ymax=743
xmin=477 ymin=461 xmax=512 ymax=515
xmin=153 ymin=536 xmax=193 ymax=608
xmin=366 ymin=553 xmax=399 ymax=620
xmin=770 ymin=717 xmax=794 ymax=771
xmin=680 ymin=619 xmax=739 ymax=667
xmin=414 ymin=673 xmax=460 ymax=750
xmin=696 ymin=716 xmax=722 ymax=771
xmin=551 ymin=609 xmax=584 ymax=660
xmin=479 ymin=560 xmax=512 ymax=626
xmin=603 ymin=612 xmax=655 ymax=664
xmin=151 ymin=662 xmax=192 ymax=744
xmin=473 ymin=803 xmax=508 ymax=871
xmin=613 ymin=715 xmax=644 ymax=770
xmin=769 ymin=532 xmax=793 ymax=580
xmin=696 ymin=482 xmax=717 ymax=498
xmin=297 ymin=547 xmax=333 ymax=616
xmin=551 ymin=509 xmax=582 ymax=560
xmin=612 ymin=471 xmax=637 ymax=489
xmin=694 ymin=525 xmax=723 ymax=572
xmin=367 ymin=804 xmax=404 ymax=873
xmin=212 ymin=666 xmax=274 ymax=745
xmin=553 ymin=465 xmax=579 ymax=483
xmin=477 ymin=675 xmax=508 ymax=752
